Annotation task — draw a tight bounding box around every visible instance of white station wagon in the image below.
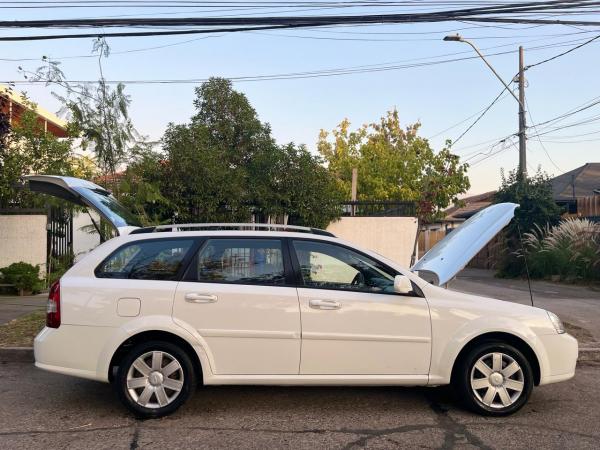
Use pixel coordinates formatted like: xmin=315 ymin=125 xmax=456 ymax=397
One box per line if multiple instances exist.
xmin=27 ymin=175 xmax=578 ymax=418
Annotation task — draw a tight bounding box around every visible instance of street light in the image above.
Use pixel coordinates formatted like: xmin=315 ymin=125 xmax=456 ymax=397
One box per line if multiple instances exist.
xmin=443 ymin=34 xmax=522 ymax=107
xmin=444 ymin=33 xmax=527 ymax=177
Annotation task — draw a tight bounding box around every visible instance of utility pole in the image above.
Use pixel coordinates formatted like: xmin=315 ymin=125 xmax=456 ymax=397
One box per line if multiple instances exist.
xmin=518 ymin=46 xmax=527 ymax=178
xmin=444 ymin=35 xmax=528 ymax=178
xmin=351 ymin=168 xmax=358 ymax=216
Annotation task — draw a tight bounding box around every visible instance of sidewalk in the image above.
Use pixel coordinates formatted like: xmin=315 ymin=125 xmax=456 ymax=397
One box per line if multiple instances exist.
xmin=0 ymin=295 xmax=46 ymax=325
xmin=449 ymin=268 xmax=600 ymax=343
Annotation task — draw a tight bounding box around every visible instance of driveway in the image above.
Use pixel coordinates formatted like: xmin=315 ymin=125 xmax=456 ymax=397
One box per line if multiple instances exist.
xmin=0 ymin=295 xmax=46 ymax=325
xmin=0 ymin=361 xmax=599 ymax=449
xmin=449 ymin=269 xmax=600 ymax=344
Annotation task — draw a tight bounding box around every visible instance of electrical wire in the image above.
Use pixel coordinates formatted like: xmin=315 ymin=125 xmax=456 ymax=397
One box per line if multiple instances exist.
xmin=451 ymin=87 xmax=508 ymax=145
xmin=525 ymin=97 xmax=564 ymax=173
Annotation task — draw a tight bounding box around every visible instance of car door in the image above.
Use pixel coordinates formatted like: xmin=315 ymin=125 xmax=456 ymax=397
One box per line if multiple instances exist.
xmin=76 ymin=237 xmax=197 ymax=327
xmin=291 ymin=239 xmax=431 ymax=376
xmin=173 ymin=237 xmax=301 ymax=375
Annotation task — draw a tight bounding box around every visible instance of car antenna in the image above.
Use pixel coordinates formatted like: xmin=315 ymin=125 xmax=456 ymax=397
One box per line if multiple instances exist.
xmin=516 ymin=222 xmax=535 ymax=307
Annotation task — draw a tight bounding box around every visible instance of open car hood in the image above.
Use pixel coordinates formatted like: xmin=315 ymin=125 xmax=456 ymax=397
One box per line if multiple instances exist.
xmin=411 ymin=202 xmax=519 ymax=286
xmin=25 ymin=175 xmax=141 ymax=236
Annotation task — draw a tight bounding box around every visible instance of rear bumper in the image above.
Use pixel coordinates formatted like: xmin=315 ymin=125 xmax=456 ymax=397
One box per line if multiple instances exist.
xmin=34 ymin=325 xmax=113 ymax=382
xmin=538 ymin=332 xmax=578 ymax=386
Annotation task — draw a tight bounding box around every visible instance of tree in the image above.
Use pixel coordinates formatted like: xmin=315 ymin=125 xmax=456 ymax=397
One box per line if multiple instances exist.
xmin=118 ymin=142 xmax=172 ymax=226
xmin=494 ymin=168 xmax=563 ymax=277
xmin=276 ymin=144 xmax=345 ymax=229
xmin=0 ymin=96 xmax=75 ymax=208
xmin=158 ymin=77 xmax=343 ymax=227
xmin=318 ymin=109 xmax=470 ymax=222
xmin=24 ymin=39 xmax=136 ymax=187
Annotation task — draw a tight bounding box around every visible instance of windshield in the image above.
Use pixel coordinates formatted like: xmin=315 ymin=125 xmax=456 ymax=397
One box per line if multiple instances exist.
xmin=73 ymin=187 xmax=141 ymax=228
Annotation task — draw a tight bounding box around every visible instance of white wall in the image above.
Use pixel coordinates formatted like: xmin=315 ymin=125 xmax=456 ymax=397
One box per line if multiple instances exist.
xmin=73 ymin=211 xmax=101 ymax=261
xmin=0 ymin=215 xmax=47 ymax=272
xmin=326 ymin=217 xmax=418 ymax=268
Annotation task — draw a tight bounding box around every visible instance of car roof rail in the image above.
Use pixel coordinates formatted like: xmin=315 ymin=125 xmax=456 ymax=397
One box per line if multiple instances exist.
xmin=129 ymin=223 xmax=336 ymax=237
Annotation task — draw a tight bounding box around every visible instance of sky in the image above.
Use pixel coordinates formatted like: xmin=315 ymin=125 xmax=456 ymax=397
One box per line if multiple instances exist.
xmin=2 ymin=1 xmax=599 ymax=196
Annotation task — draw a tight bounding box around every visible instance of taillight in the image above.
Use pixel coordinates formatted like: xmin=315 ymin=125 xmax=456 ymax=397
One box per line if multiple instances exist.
xmin=46 ymin=280 xmax=61 ymax=328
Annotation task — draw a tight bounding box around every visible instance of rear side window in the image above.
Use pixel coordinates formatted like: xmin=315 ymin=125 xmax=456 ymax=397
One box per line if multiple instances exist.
xmin=96 ymin=239 xmax=195 ymax=280
xmin=187 ymin=239 xmax=285 ymax=285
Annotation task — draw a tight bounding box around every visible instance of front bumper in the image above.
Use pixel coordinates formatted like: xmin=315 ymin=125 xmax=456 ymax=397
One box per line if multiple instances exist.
xmin=538 ymin=332 xmax=578 ymax=386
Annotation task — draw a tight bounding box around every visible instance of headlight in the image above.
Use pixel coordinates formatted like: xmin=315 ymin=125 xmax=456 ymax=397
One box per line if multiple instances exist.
xmin=547 ymin=311 xmax=565 ymax=334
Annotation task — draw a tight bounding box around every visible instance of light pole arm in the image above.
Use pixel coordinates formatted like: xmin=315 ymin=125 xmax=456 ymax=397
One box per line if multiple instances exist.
xmin=460 ymin=39 xmax=524 ymax=108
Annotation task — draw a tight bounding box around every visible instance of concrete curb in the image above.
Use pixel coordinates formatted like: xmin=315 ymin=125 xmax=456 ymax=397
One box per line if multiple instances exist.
xmin=1 ymin=346 xmax=599 ymax=364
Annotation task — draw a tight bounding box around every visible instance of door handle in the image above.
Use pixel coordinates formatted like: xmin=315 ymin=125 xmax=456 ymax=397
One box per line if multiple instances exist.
xmin=309 ymin=299 xmax=341 ymax=310
xmin=185 ymin=293 xmax=218 ymax=304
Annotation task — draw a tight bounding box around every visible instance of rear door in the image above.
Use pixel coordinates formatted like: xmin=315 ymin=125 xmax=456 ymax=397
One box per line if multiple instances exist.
xmin=72 ymin=238 xmax=197 ymax=327
xmin=173 ymin=237 xmax=301 ymax=375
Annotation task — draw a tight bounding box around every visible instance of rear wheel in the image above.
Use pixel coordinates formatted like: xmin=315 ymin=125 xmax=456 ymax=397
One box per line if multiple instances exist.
xmin=454 ymin=341 xmax=534 ymax=416
xmin=115 ymin=340 xmax=196 ymax=418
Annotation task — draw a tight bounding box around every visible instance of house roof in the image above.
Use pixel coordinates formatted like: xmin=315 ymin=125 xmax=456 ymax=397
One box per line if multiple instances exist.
xmin=444 ymin=190 xmax=496 ymax=220
xmin=551 ymin=163 xmax=600 ymax=201
xmin=0 ymin=84 xmax=68 ymax=137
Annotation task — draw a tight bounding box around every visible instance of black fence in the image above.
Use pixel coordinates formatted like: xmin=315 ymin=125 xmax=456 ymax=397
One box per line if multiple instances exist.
xmin=47 ymin=206 xmax=74 ymax=269
xmin=341 ymin=201 xmax=416 ymax=217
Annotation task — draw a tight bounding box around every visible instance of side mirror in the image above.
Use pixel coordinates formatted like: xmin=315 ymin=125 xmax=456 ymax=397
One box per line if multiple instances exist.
xmin=394 ymin=275 xmax=412 ymax=294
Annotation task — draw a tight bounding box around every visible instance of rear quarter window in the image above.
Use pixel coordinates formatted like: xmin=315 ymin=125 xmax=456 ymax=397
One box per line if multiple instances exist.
xmin=96 ymin=239 xmax=195 ymax=280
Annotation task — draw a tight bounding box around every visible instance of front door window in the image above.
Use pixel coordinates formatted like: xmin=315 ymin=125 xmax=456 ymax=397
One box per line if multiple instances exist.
xmin=292 ymin=240 xmax=397 ymax=294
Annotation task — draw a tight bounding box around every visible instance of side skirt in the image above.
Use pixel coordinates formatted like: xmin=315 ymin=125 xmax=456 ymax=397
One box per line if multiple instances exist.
xmin=203 ymin=374 xmax=430 ymax=386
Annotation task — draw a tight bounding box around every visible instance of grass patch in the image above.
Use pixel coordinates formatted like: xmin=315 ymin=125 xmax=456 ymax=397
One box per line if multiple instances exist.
xmin=0 ymin=311 xmax=45 ymax=347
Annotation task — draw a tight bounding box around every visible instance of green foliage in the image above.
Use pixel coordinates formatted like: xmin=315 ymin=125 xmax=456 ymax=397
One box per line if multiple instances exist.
xmin=519 ymin=219 xmax=600 ymax=282
xmin=0 ymin=96 xmax=75 ymax=209
xmin=318 ymin=110 xmax=470 ymax=222
xmin=30 ymin=40 xmax=136 ymax=183
xmin=156 ymin=77 xmax=343 ymax=228
xmin=0 ymin=262 xmax=44 ymax=295
xmin=47 ymin=254 xmax=74 ymax=285
xmin=119 ymin=142 xmax=173 ymax=226
xmin=494 ymin=169 xmax=563 ymax=277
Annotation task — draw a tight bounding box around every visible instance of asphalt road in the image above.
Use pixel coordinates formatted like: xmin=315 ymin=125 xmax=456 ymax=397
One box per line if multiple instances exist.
xmin=0 ymin=295 xmax=45 ymax=325
xmin=1 ymin=361 xmax=599 ymax=449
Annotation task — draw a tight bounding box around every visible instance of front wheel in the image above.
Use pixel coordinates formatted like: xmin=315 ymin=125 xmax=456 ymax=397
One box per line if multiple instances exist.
xmin=115 ymin=340 xmax=196 ymax=418
xmin=454 ymin=342 xmax=534 ymax=416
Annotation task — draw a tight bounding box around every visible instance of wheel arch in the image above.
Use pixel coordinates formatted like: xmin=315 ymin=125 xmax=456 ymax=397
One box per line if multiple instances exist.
xmin=108 ymin=330 xmax=203 ymax=384
xmin=450 ymin=332 xmax=541 ymax=386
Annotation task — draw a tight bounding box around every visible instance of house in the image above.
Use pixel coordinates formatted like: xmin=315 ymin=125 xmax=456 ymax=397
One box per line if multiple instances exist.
xmin=444 ymin=190 xmax=496 ymax=223
xmin=0 ymin=84 xmax=68 ymax=137
xmin=0 ymin=85 xmax=69 ymax=278
xmin=550 ymin=162 xmax=600 ymax=214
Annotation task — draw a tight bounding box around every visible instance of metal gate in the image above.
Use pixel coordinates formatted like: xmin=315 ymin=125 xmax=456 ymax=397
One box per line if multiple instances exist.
xmin=47 ymin=206 xmax=74 ymax=274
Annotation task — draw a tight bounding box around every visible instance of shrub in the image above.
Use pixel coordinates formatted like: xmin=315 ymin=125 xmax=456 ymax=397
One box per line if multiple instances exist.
xmin=494 ymin=169 xmax=563 ymax=278
xmin=0 ymin=262 xmax=44 ymax=295
xmin=518 ymin=219 xmax=600 ymax=282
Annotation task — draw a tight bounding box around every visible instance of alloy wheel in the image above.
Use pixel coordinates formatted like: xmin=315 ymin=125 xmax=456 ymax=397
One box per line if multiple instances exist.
xmin=126 ymin=351 xmax=185 ymax=409
xmin=470 ymin=352 xmax=525 ymax=409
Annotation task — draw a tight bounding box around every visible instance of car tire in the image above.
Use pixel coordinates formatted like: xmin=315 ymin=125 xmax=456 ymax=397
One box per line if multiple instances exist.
xmin=115 ymin=340 xmax=196 ymax=419
xmin=453 ymin=341 xmax=534 ymax=416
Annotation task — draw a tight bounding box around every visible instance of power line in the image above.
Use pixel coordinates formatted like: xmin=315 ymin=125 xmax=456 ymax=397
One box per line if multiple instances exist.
xmin=5 ymin=34 xmax=599 ymax=86
xmin=451 ymin=87 xmax=508 ymax=145
xmin=525 ymin=31 xmax=600 ymax=68
xmin=525 ymin=97 xmax=564 ymax=173
xmin=1 ymin=1 xmax=600 ymax=42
